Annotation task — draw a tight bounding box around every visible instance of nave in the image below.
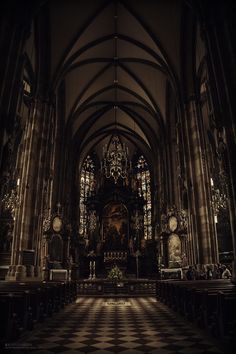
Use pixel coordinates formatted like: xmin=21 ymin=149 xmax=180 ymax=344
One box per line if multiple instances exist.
xmin=9 ymin=297 xmax=225 ymax=354
xmin=1 ymin=1 xmax=236 ymax=353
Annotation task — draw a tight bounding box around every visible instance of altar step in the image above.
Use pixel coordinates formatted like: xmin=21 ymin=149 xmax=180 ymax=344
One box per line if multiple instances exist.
xmin=77 ymin=279 xmax=156 ymax=297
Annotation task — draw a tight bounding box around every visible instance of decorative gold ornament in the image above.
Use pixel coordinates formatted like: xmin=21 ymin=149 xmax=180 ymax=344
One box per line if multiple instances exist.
xmin=52 ymin=216 xmax=63 ymax=232
xmin=42 ymin=210 xmax=51 ymax=232
xmin=211 ymin=187 xmax=227 ymax=215
xmin=2 ymin=188 xmax=19 ymax=218
xmin=168 ymin=216 xmax=178 ymax=232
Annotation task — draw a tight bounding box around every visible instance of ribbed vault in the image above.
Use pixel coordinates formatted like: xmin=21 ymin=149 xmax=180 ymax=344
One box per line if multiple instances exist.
xmin=48 ymin=0 xmax=183 ymax=166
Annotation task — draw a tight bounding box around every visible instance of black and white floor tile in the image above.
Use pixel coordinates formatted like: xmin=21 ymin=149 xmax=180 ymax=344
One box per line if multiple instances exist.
xmin=4 ymin=297 xmax=231 ymax=354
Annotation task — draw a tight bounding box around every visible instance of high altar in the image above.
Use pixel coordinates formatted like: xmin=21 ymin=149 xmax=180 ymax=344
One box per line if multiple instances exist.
xmin=78 ymin=178 xmax=157 ymax=279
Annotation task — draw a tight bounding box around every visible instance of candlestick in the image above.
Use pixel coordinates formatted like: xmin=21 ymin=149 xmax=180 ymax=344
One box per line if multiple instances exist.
xmin=92 ymin=260 xmax=96 ymax=279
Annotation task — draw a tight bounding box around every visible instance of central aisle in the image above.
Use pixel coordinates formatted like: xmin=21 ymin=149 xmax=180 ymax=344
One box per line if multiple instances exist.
xmin=17 ymin=297 xmax=223 ymax=354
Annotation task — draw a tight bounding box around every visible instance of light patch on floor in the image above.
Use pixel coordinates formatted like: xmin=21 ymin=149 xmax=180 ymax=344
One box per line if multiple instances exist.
xmin=103 ymin=300 xmax=131 ymax=306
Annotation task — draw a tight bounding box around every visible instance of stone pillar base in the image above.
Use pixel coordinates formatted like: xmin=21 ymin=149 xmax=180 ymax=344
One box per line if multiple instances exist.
xmin=42 ymin=267 xmax=50 ymax=281
xmin=5 ymin=265 xmax=42 ymax=281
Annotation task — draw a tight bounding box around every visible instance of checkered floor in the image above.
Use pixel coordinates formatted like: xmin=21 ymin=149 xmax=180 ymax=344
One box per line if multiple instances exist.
xmin=5 ymin=297 xmax=231 ymax=354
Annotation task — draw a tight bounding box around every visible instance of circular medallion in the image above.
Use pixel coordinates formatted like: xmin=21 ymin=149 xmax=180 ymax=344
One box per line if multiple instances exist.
xmin=52 ymin=216 xmax=62 ymax=233
xmin=168 ymin=216 xmax=178 ymax=232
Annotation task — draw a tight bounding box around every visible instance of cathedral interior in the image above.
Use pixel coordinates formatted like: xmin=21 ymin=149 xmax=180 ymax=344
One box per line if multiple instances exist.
xmin=0 ymin=0 xmax=236 ymax=353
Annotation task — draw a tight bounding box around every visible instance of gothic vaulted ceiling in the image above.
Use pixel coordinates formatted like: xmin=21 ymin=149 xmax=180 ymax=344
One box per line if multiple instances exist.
xmin=45 ymin=0 xmax=184 ymax=163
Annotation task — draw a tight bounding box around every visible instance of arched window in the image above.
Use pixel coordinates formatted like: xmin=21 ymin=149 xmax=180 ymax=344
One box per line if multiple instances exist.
xmin=135 ymin=155 xmax=152 ymax=239
xmin=79 ymin=155 xmax=95 ymax=238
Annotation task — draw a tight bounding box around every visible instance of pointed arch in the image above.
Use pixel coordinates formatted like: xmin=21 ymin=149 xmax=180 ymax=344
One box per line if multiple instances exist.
xmin=79 ymin=155 xmax=96 ymax=238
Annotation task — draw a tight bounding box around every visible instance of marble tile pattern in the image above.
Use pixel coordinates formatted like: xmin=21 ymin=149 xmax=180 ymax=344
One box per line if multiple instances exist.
xmin=5 ymin=297 xmax=230 ymax=354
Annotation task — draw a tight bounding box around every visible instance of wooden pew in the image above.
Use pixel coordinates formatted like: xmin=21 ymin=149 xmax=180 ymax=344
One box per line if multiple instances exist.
xmin=0 ymin=280 xmax=77 ymax=344
xmin=186 ymin=285 xmax=235 ymax=325
xmin=156 ymin=279 xmax=236 ymax=338
xmin=216 ymin=291 xmax=236 ymax=339
xmin=0 ymin=291 xmax=29 ymax=341
xmin=0 ymin=293 xmax=15 ymax=343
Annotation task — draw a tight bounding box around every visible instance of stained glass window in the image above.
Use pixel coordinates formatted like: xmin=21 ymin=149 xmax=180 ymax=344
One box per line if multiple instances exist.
xmin=135 ymin=155 xmax=152 ymax=239
xmin=79 ymin=155 xmax=95 ymax=238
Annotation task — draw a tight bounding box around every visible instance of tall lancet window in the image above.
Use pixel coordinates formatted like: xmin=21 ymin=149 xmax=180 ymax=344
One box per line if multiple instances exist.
xmin=135 ymin=155 xmax=152 ymax=239
xmin=79 ymin=155 xmax=95 ymax=238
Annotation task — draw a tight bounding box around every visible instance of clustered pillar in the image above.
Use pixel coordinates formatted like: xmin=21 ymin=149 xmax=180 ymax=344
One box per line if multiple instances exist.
xmin=184 ymin=98 xmax=218 ymax=266
xmin=7 ymin=98 xmax=55 ymax=281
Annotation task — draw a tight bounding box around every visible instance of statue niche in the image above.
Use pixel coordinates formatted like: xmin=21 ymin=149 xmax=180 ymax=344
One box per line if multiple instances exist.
xmin=102 ymin=202 xmax=128 ymax=251
xmin=48 ymin=234 xmax=63 ymax=263
xmin=168 ymin=233 xmax=182 ymax=268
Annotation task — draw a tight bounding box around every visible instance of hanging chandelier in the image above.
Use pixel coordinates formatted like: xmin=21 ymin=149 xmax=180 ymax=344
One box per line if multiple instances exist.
xmin=101 ymin=134 xmax=131 ymax=184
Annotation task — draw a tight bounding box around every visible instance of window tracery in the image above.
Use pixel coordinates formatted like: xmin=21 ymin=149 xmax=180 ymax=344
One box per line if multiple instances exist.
xmin=135 ymin=155 xmax=152 ymax=240
xmin=79 ymin=155 xmax=95 ymax=238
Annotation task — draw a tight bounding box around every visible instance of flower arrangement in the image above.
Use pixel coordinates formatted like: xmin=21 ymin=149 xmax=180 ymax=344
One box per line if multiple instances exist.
xmin=107 ymin=265 xmax=123 ymax=281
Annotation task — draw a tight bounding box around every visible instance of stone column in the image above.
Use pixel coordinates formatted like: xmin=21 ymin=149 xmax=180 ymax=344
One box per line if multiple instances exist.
xmin=31 ymin=101 xmax=55 ymax=278
xmin=201 ymin=4 xmax=236 ymax=281
xmin=0 ymin=5 xmax=33 ymax=162
xmin=7 ymin=97 xmax=55 ymax=281
xmin=224 ymin=132 xmax=236 ymax=283
xmin=184 ymin=98 xmax=218 ymax=266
